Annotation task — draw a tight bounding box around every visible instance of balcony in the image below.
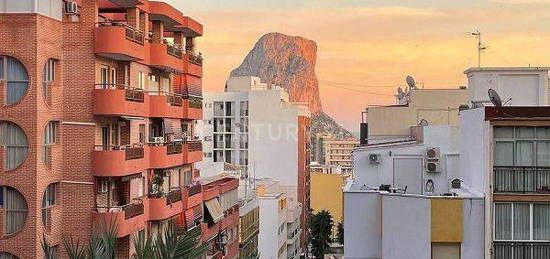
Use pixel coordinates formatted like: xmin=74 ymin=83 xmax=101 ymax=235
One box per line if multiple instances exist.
xmin=493 ymin=241 xmax=550 ymax=259
xmin=149 ymin=142 xmax=183 ymax=169
xmin=93 ymin=84 xmax=148 ymax=117
xmin=149 ymin=92 xmax=184 ymax=119
xmin=183 ymin=97 xmax=203 ymax=120
xmin=150 ymin=43 xmax=183 ymax=73
xmin=148 ymin=191 xmax=183 ymax=221
xmin=94 ymin=22 xmax=147 ymax=61
xmin=494 ymin=166 xmax=550 ymax=193
xmin=200 ymin=222 xmax=220 ymax=242
xmin=92 ymin=145 xmax=149 ymax=177
xmin=183 ymin=53 xmax=203 ymax=77
xmin=93 ymin=201 xmax=145 ymax=237
xmin=184 ymin=184 xmax=203 ymax=209
xmin=182 ymin=140 xmax=202 ymax=163
xmin=177 ymin=16 xmax=203 ymax=37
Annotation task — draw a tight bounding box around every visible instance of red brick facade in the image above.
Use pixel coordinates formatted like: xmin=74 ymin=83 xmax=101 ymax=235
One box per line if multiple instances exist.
xmin=0 ymin=1 xmax=238 ymax=258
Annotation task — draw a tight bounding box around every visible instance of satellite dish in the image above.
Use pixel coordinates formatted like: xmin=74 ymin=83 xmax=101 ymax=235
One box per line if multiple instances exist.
xmin=406 ymin=76 xmax=417 ymax=89
xmin=488 ymin=88 xmax=502 ymax=107
xmin=418 ymin=119 xmax=429 ymax=127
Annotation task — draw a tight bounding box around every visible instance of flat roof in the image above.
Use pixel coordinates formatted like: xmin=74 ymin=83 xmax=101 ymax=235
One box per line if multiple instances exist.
xmin=464 ymin=67 xmax=550 ymax=74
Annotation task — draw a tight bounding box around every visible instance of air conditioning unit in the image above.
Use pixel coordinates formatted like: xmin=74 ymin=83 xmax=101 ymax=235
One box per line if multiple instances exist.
xmin=425 ymin=147 xmax=440 ymax=173
xmin=64 ymin=1 xmax=78 ymax=15
xmin=153 ymin=137 xmax=165 ymax=143
xmin=368 ymin=153 xmax=381 ymax=165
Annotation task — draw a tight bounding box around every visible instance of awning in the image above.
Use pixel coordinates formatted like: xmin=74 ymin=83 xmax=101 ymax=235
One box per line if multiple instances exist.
xmin=120 ymin=116 xmax=145 ymax=121
xmin=204 ymin=198 xmax=224 ymax=223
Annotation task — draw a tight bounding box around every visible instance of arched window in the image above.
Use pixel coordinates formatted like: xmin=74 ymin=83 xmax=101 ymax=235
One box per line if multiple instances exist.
xmin=41 ymin=183 xmax=58 ymax=230
xmin=0 ymin=56 xmax=29 ymax=106
xmin=43 ymin=121 xmax=57 ymax=165
xmin=0 ymin=121 xmax=28 ymax=170
xmin=0 ymin=186 xmax=28 ymax=236
xmin=0 ymin=252 xmax=18 ymax=259
xmin=42 ymin=59 xmax=56 ymax=106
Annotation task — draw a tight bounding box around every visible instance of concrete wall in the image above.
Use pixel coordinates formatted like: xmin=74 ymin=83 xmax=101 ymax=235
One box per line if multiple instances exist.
xmin=367 ymin=89 xmax=467 ymax=138
xmin=466 ymin=69 xmax=549 ymax=106
xmin=461 ymin=198 xmax=485 ymax=259
xmin=0 ymin=0 xmax=62 ymax=20
xmin=343 ymin=191 xmax=382 ymax=259
xmin=259 ymin=196 xmax=282 ymax=259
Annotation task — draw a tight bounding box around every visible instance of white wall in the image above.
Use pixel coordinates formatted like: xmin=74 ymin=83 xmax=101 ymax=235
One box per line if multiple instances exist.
xmin=259 ymin=196 xmax=281 ymax=259
xmin=466 ymin=69 xmax=549 ymax=106
xmin=382 ymin=195 xmax=431 ymax=259
xmin=343 ymin=191 xmax=382 ymax=259
xmin=461 ymin=198 xmax=485 ymax=259
xmin=0 ymin=0 xmax=63 ymax=20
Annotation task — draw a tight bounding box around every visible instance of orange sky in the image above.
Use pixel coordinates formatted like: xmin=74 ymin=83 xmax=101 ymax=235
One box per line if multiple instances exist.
xmin=163 ymin=0 xmax=550 ymax=131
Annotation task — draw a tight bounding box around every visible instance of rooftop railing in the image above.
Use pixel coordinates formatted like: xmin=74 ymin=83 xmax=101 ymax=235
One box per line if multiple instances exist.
xmin=494 ymin=166 xmax=550 ymax=193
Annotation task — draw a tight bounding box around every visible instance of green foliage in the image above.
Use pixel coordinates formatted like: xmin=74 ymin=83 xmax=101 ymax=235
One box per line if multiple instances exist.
xmin=336 ymin=222 xmax=344 ymax=245
xmin=133 ymin=222 xmax=208 ymax=259
xmin=310 ymin=210 xmax=334 ymax=259
xmin=61 ymin=219 xmax=119 ymax=259
xmin=41 ymin=234 xmax=56 ymax=259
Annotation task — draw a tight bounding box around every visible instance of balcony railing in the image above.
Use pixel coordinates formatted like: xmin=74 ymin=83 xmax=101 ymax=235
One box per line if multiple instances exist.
xmin=166 ymin=189 xmax=183 ymax=205
xmin=188 ymin=184 xmax=202 ymax=196
xmin=186 ymin=140 xmax=203 ymax=152
xmin=166 ymin=42 xmax=183 ymax=59
xmin=188 ymin=53 xmax=203 ymax=66
xmin=494 ymin=241 xmax=550 ymax=259
xmin=95 ymin=84 xmax=145 ymax=103
xmin=187 ymin=97 xmax=202 ymax=109
xmin=167 ymin=94 xmax=183 ymax=107
xmin=97 ymin=201 xmax=144 ymax=220
xmin=494 ymin=166 xmax=550 ymax=193
xmin=95 ymin=145 xmax=144 ymax=160
xmin=97 ymin=21 xmax=144 ymax=45
xmin=166 ymin=142 xmax=183 ymax=155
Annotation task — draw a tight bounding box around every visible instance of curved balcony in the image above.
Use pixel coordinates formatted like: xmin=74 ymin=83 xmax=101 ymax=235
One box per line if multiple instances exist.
xmin=183 ymin=53 xmax=203 ymax=77
xmin=149 ymin=92 xmax=184 ymax=119
xmin=150 ymin=43 xmax=183 ymax=73
xmin=148 ymin=190 xmax=183 ymax=220
xmin=202 ymin=185 xmax=220 ymax=201
xmin=94 ymin=22 xmax=148 ymax=61
xmin=149 ymin=1 xmax=185 ymax=28
xmin=93 ymin=201 xmax=146 ymax=238
xmin=92 ymin=145 xmax=149 ymax=177
xmin=183 ymin=184 xmax=203 ymax=209
xmin=149 ymin=142 xmax=183 ymax=168
xmin=93 ymin=84 xmax=149 ymax=117
xmin=182 ymin=140 xmax=202 ymax=163
xmin=183 ymin=97 xmax=202 ymax=120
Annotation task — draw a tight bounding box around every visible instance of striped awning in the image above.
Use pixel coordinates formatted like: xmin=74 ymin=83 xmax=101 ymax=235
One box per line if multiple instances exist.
xmin=204 ymin=198 xmax=224 ymax=223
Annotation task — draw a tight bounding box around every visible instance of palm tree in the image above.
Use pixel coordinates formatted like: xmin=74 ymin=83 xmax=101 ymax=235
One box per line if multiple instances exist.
xmin=133 ymin=222 xmax=208 ymax=259
xmin=41 ymin=234 xmax=56 ymax=259
xmin=61 ymin=219 xmax=118 ymax=259
xmin=336 ymin=222 xmax=344 ymax=245
xmin=310 ymin=210 xmax=334 ymax=259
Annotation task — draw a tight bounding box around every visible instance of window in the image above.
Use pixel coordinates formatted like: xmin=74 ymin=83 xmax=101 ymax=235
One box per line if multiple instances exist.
xmin=98 ymin=179 xmax=109 ymax=193
xmin=0 ymin=186 xmax=28 ymax=236
xmin=43 ymin=59 xmax=55 ymax=83
xmin=0 ymin=122 xmax=28 ymax=170
xmin=41 ymin=183 xmax=58 ymax=230
xmin=43 ymin=122 xmax=57 ymax=165
xmin=138 ymin=72 xmax=145 ymax=89
xmin=494 ymin=127 xmax=550 ymax=167
xmin=495 ymin=202 xmax=550 ymax=241
xmin=1 ymin=56 xmax=29 ymax=105
xmin=0 ymin=252 xmax=18 ymax=259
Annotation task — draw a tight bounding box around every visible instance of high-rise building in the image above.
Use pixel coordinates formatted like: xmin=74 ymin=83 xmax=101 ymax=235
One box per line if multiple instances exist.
xmin=322 ymin=138 xmax=358 ymax=174
xmin=0 ymin=1 xmax=237 ymax=258
xmin=199 ymin=76 xmax=311 ymax=252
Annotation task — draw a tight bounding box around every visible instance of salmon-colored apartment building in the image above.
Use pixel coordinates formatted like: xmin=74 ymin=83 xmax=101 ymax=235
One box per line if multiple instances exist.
xmin=0 ymin=0 xmax=238 ymax=258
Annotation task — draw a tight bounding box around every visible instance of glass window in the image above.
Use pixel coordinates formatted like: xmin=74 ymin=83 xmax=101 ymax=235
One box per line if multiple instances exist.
xmin=0 ymin=57 xmax=4 ymax=79
xmin=3 ymin=56 xmax=29 ymax=106
xmin=537 ymin=127 xmax=550 ymax=139
xmin=43 ymin=59 xmax=55 ymax=83
xmin=495 ymin=203 xmax=512 ymax=240
xmin=1 ymin=186 xmax=28 ymax=236
xmin=513 ymin=203 xmax=530 ymax=240
xmin=515 ymin=141 xmax=534 ymax=166
xmin=533 ymin=204 xmax=550 ymax=241
xmin=0 ymin=252 xmax=18 ymax=259
xmin=537 ymin=141 xmax=550 ymax=167
xmin=0 ymin=122 xmax=28 ymax=170
xmin=495 ymin=142 xmax=514 ymax=166
xmin=517 ymin=127 xmax=535 ymax=139
xmin=495 ymin=127 xmax=514 ymax=138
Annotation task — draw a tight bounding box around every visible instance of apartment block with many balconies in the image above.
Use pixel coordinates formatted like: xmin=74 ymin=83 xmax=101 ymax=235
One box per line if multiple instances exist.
xmin=0 ymin=0 xmax=237 ymax=258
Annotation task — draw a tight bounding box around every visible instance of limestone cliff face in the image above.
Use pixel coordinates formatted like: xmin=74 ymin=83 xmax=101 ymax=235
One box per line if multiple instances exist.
xmin=231 ymin=32 xmax=353 ymax=139
xmin=230 ymin=32 xmax=322 ymax=113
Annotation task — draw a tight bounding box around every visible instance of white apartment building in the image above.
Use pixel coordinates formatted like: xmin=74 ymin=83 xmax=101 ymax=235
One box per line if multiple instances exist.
xmin=322 ymin=138 xmax=359 ymax=174
xmin=256 ymin=179 xmax=302 ymax=259
xmin=345 ymin=67 xmax=550 ymax=259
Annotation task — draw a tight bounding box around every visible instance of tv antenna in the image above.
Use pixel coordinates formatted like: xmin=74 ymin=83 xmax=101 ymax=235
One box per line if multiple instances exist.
xmin=469 ymin=30 xmax=487 ymax=67
xmin=406 ymin=75 xmax=417 ymax=90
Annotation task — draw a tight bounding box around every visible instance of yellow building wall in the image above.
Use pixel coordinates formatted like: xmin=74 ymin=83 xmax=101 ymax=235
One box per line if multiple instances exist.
xmin=310 ymin=173 xmax=345 ymax=226
xmin=431 ymin=199 xmax=463 ymax=243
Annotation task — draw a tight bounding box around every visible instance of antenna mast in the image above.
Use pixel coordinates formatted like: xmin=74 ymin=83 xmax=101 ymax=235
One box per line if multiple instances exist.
xmin=470 ymin=30 xmax=486 ymax=67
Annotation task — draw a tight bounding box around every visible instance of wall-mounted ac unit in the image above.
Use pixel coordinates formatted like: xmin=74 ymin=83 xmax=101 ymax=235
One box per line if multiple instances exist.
xmin=425 ymin=147 xmax=440 ymax=173
xmin=64 ymin=1 xmax=78 ymax=15
xmin=369 ymin=153 xmax=381 ymax=165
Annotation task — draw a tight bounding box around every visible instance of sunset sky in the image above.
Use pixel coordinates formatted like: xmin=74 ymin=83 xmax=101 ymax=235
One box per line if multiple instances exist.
xmin=162 ymin=0 xmax=550 ymax=132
